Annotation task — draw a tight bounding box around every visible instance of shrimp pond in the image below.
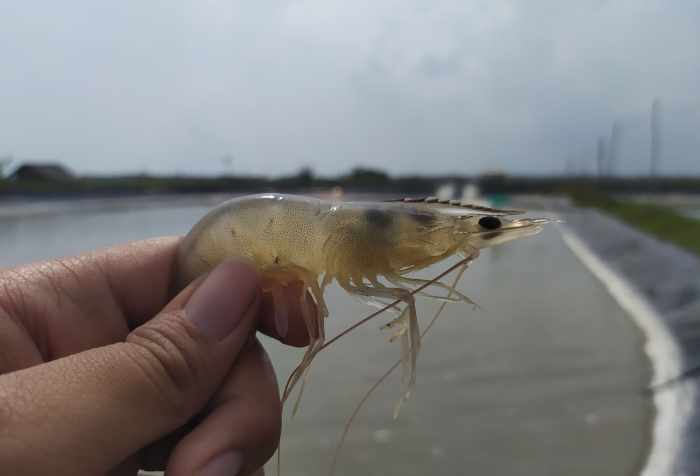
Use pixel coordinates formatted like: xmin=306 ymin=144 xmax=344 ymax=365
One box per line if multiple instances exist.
xmin=0 ymin=195 xmax=653 ymax=475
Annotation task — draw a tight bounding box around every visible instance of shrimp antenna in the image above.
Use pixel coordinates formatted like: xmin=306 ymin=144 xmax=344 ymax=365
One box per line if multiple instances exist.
xmin=328 ymin=259 xmax=471 ymax=476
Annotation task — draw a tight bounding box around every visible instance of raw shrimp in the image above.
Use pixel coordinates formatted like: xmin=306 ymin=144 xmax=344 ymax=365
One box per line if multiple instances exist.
xmin=176 ymin=193 xmax=550 ymax=412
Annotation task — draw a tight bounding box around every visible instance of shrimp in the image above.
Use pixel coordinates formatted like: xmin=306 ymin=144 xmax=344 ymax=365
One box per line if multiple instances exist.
xmin=176 ymin=193 xmax=550 ymax=412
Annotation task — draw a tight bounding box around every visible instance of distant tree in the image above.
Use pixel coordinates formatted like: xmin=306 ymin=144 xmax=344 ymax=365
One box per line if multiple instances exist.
xmin=346 ymin=167 xmax=390 ymax=189
xmin=297 ymin=166 xmax=314 ymax=188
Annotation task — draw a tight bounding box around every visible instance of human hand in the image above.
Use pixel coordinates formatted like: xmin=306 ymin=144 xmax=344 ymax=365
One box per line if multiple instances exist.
xmin=0 ymin=237 xmax=313 ymax=475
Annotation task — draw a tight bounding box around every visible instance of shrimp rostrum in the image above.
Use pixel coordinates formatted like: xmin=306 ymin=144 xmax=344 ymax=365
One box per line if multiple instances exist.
xmin=177 ymin=193 xmax=550 ymax=411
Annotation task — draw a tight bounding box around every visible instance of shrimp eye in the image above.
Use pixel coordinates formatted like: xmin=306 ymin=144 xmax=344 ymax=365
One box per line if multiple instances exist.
xmin=478 ymin=216 xmax=502 ymax=230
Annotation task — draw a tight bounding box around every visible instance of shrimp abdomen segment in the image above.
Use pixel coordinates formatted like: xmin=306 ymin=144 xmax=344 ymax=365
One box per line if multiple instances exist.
xmin=177 ymin=194 xmax=330 ymax=287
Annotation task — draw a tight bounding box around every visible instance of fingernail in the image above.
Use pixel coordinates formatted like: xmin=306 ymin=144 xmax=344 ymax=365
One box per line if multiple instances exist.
xmin=199 ymin=450 xmax=244 ymax=476
xmin=185 ymin=261 xmax=259 ymax=340
xmin=271 ymin=287 xmax=289 ymax=339
xmin=275 ymin=303 xmax=289 ymax=339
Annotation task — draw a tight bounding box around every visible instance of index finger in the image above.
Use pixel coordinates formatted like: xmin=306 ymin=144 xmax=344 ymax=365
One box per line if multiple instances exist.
xmin=93 ymin=237 xmax=311 ymax=347
xmin=0 ymin=236 xmax=181 ymax=358
xmin=1 ymin=236 xmax=311 ymax=347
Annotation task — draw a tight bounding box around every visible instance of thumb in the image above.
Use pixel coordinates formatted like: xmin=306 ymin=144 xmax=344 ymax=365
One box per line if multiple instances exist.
xmin=0 ymin=261 xmax=261 ymax=476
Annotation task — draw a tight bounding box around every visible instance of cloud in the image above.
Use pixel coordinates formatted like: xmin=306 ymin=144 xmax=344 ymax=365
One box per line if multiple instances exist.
xmin=0 ymin=0 xmax=698 ymax=176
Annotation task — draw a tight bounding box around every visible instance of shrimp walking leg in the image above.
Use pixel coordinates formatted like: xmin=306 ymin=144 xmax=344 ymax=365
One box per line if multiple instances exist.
xmin=282 ymin=286 xmax=324 ymax=405
xmin=340 ymin=282 xmax=421 ymax=401
xmin=282 ymin=277 xmax=330 ymax=412
xmin=329 ymin=260 xmax=471 ymax=476
xmin=293 ymin=281 xmax=332 ymax=414
xmin=289 ymin=290 xmax=320 ymax=415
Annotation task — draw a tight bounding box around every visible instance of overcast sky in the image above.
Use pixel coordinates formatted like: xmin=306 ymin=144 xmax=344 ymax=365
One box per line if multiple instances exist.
xmin=1 ymin=1 xmax=698 ymax=177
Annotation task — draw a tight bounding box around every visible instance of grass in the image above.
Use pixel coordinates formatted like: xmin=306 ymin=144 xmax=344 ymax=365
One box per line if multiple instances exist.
xmin=571 ymin=191 xmax=700 ymax=257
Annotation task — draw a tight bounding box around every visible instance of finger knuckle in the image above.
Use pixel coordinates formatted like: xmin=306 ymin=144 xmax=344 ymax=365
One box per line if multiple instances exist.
xmin=125 ymin=313 xmax=202 ymax=418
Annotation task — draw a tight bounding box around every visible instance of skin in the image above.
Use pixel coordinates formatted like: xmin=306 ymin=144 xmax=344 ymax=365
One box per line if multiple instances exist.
xmin=0 ymin=236 xmax=313 ymax=475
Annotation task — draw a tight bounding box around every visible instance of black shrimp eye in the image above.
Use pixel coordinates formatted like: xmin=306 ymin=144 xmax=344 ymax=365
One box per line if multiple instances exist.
xmin=478 ymin=216 xmax=502 ymax=230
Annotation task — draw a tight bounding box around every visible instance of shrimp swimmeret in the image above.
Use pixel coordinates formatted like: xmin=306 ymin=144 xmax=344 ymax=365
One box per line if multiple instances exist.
xmin=177 ymin=193 xmax=551 ymax=411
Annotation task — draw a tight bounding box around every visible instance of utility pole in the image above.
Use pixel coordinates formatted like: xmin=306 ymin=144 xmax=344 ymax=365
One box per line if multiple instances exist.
xmin=565 ymin=158 xmax=575 ymax=176
xmin=596 ymin=137 xmax=607 ymax=177
xmin=608 ymin=121 xmax=621 ymax=176
xmin=220 ymin=154 xmax=234 ymax=176
xmin=650 ymin=98 xmax=661 ymax=177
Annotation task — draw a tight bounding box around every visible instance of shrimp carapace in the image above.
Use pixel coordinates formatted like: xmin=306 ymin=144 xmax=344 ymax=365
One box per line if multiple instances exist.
xmin=177 ymin=193 xmax=551 ymax=410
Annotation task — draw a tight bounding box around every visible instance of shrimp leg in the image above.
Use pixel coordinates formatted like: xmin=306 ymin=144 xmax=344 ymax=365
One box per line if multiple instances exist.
xmin=282 ymin=276 xmax=329 ymax=410
xmin=329 ymin=260 xmax=471 ymax=476
xmin=289 ymin=280 xmax=330 ymax=415
xmin=277 ymin=280 xmax=330 ymax=476
xmin=340 ymin=282 xmax=421 ymax=402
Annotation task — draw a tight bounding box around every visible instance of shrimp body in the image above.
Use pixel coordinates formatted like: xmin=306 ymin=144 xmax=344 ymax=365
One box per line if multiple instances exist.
xmin=177 ymin=193 xmax=549 ymax=407
xmin=178 ymin=193 xmax=541 ymax=288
